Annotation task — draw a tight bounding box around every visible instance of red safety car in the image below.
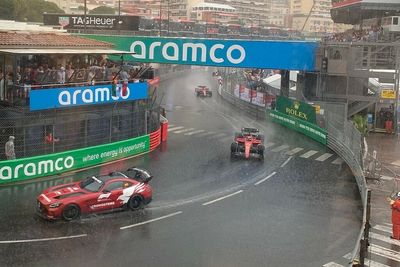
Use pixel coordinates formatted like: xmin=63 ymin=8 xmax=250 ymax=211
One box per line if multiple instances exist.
xmin=231 ymin=128 xmax=265 ymax=160
xmin=36 ymin=168 xmax=153 ymax=221
xmin=195 ymin=85 xmax=212 ymax=97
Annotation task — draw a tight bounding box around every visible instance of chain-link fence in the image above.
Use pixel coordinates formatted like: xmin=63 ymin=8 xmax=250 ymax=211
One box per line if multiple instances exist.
xmin=0 ymin=101 xmax=160 ymax=160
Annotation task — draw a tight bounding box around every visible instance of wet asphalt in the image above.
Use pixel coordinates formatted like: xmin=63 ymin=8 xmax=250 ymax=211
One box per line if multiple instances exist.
xmin=0 ymin=71 xmax=361 ymax=267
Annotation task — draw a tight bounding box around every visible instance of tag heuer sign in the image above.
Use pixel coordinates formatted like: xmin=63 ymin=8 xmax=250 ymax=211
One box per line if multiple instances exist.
xmin=58 ymin=16 xmax=70 ymax=27
xmin=276 ymin=96 xmax=316 ymax=124
xmin=43 ymin=14 xmax=140 ymax=31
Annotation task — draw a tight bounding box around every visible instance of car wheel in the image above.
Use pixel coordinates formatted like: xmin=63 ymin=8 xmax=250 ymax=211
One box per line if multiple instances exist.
xmin=128 ymin=195 xmax=143 ymax=210
xmin=209 ymin=92 xmax=212 ymax=96
xmin=257 ymin=134 xmax=265 ymax=143
xmin=61 ymin=204 xmax=80 ymax=221
xmin=258 ymin=145 xmax=265 ymax=161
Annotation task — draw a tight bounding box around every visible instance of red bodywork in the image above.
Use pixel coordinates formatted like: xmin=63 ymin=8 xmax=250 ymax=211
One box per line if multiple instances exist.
xmin=195 ymin=85 xmax=212 ymax=97
xmin=36 ymin=173 xmax=152 ymax=220
xmin=231 ymin=128 xmax=265 ymax=160
xmin=235 ymin=135 xmax=262 ymax=159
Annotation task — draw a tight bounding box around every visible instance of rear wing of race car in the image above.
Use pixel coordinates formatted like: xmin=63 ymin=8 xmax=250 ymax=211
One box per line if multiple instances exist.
xmin=241 ymin=127 xmax=259 ymax=134
xmin=109 ymin=167 xmax=153 ymax=183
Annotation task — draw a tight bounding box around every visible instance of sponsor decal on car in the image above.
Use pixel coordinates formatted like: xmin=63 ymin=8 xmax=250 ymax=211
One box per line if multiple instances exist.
xmin=90 ymin=202 xmax=115 ymax=209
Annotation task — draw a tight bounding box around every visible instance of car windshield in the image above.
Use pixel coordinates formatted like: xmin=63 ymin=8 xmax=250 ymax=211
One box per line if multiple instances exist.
xmin=79 ymin=176 xmax=103 ymax=192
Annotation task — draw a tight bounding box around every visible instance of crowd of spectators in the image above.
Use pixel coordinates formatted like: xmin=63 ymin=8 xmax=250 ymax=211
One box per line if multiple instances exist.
xmin=0 ymin=57 xmax=148 ymax=103
xmin=325 ymin=26 xmax=383 ymax=42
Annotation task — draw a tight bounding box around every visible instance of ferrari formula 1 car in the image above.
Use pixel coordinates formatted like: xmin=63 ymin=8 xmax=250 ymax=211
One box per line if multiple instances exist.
xmin=36 ymin=168 xmax=152 ymax=221
xmin=195 ymin=85 xmax=212 ymax=97
xmin=231 ymin=128 xmax=265 ymax=160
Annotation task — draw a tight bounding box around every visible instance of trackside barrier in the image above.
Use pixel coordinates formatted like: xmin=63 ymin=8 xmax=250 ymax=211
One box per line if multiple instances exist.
xmin=160 ymin=115 xmax=168 ymax=142
xmin=219 ymin=74 xmax=368 ymax=266
xmin=270 ymin=111 xmax=327 ymax=145
xmin=149 ymin=127 xmax=161 ymax=151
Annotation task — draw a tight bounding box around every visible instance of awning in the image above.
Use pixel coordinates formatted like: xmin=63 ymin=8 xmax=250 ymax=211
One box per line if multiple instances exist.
xmin=0 ymin=48 xmax=134 ymax=55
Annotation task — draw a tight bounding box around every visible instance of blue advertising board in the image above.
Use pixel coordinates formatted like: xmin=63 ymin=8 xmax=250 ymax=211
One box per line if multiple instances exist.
xmin=85 ymin=35 xmax=318 ymax=71
xmin=30 ymin=82 xmax=148 ymax=111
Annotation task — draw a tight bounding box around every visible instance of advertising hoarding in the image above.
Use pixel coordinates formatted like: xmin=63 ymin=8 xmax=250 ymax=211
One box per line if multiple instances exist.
xmin=0 ymin=135 xmax=149 ymax=184
xmin=43 ymin=14 xmax=140 ymax=31
xmin=30 ymin=82 xmax=148 ymax=111
xmin=85 ymin=35 xmax=318 ymax=71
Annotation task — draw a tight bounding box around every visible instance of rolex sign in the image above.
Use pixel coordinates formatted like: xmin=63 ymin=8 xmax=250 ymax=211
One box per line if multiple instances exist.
xmin=276 ymin=96 xmax=316 ymax=124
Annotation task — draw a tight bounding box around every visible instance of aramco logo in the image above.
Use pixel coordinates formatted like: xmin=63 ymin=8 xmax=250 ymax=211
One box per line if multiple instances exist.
xmin=130 ymin=41 xmax=246 ymax=65
xmin=58 ymin=86 xmax=130 ymax=106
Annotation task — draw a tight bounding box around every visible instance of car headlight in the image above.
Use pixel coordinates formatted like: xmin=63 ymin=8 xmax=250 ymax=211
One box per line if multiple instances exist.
xmin=49 ymin=202 xmax=62 ymax=208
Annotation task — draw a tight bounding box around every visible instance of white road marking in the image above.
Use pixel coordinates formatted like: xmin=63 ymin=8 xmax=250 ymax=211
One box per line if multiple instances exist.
xmin=343 ymin=252 xmax=391 ymax=267
xmin=168 ymin=126 xmax=184 ymax=132
xmin=383 ymin=223 xmax=392 ymax=227
xmin=173 ymin=128 xmax=195 ymax=134
xmin=120 ymin=211 xmax=183 ymax=230
xmin=271 ymin=145 xmax=289 ymax=152
xmin=168 ymin=124 xmax=175 ymax=128
xmin=331 ymin=157 xmax=344 ymax=165
xmin=364 ymin=260 xmax=392 ymax=267
xmin=370 ymin=232 xmax=400 ymax=246
xmin=184 ymin=129 xmax=205 ymax=136
xmin=254 ymin=172 xmax=277 ymax=186
xmin=286 ymin=147 xmax=304 ymax=156
xmin=0 ymin=234 xmax=87 ymax=244
xmin=373 ymin=225 xmax=392 ymax=234
xmin=380 ymin=175 xmax=394 ymax=181
xmin=280 ymin=157 xmax=293 ymax=168
xmin=323 ymin=262 xmax=344 ymax=267
xmin=197 ymin=131 xmax=216 ymax=137
xmin=202 ymin=190 xmax=243 ymax=206
xmin=264 ymin=142 xmax=275 ymax=149
xmin=315 ymin=153 xmax=334 ymax=162
xmin=370 ymin=244 xmax=400 ymax=262
xmin=300 ymin=150 xmax=318 ymax=159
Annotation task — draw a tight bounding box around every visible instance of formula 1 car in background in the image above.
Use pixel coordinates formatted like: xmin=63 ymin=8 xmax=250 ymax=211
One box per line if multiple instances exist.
xmin=231 ymin=128 xmax=265 ymax=160
xmin=36 ymin=167 xmax=153 ymax=221
xmin=195 ymin=85 xmax=212 ymax=97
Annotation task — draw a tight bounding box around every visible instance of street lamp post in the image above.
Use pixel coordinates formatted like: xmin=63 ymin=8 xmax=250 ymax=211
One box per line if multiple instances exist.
xmin=167 ymin=0 xmax=170 ymax=36
xmin=118 ymin=0 xmax=121 ymax=35
xmin=84 ymin=0 xmax=87 ymax=33
xmin=159 ymin=0 xmax=162 ymax=36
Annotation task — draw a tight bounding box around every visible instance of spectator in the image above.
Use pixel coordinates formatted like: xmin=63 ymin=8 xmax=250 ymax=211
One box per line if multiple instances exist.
xmin=0 ymin=69 xmax=4 ymax=101
xmin=57 ymin=66 xmax=66 ymax=84
xmin=5 ymin=136 xmax=15 ymax=160
xmin=45 ymin=132 xmax=59 ymax=144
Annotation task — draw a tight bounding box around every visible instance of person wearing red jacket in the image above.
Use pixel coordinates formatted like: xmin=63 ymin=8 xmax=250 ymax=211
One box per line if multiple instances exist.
xmin=390 ymin=192 xmax=400 ymax=240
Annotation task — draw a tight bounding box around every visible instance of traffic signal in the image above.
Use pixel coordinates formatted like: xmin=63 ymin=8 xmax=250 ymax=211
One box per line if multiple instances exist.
xmin=321 ymin=57 xmax=328 ymax=73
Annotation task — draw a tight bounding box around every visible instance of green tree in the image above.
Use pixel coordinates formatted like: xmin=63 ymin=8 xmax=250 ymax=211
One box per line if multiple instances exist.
xmin=0 ymin=0 xmax=15 ymax=20
xmin=89 ymin=6 xmax=115 ymax=15
xmin=0 ymin=0 xmax=64 ymax=22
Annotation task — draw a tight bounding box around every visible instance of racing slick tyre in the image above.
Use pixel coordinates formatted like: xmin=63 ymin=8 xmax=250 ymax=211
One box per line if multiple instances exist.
xmin=230 ymin=142 xmax=238 ymax=158
xmin=61 ymin=204 xmax=81 ymax=221
xmin=208 ymin=91 xmax=212 ymax=97
xmin=128 ymin=194 xmax=144 ymax=210
xmin=257 ymin=134 xmax=265 ymax=143
xmin=257 ymin=145 xmax=265 ymax=161
xmin=196 ymin=92 xmax=200 ymax=97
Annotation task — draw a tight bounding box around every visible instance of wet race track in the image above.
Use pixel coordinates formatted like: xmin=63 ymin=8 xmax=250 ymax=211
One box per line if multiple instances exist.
xmin=0 ymin=71 xmax=362 ymax=267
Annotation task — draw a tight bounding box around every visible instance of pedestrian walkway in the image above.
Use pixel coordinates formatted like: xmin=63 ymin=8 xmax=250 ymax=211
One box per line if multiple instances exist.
xmin=167 ymin=124 xmax=343 ymax=165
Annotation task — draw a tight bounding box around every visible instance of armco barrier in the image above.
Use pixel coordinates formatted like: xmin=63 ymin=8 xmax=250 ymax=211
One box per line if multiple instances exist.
xmin=270 ymin=111 xmax=327 ymax=145
xmin=0 ymin=134 xmax=150 ymax=185
xmin=149 ymin=127 xmax=161 ymax=151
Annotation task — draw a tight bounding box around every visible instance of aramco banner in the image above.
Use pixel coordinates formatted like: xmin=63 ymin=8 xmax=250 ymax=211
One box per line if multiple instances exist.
xmin=30 ymin=82 xmax=148 ymax=111
xmin=276 ymin=96 xmax=316 ymax=124
xmin=0 ymin=135 xmax=149 ymax=184
xmin=83 ymin=35 xmax=318 ymax=71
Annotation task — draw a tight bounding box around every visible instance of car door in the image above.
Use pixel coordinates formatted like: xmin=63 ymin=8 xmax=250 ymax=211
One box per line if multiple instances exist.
xmin=100 ymin=181 xmax=127 ymax=210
